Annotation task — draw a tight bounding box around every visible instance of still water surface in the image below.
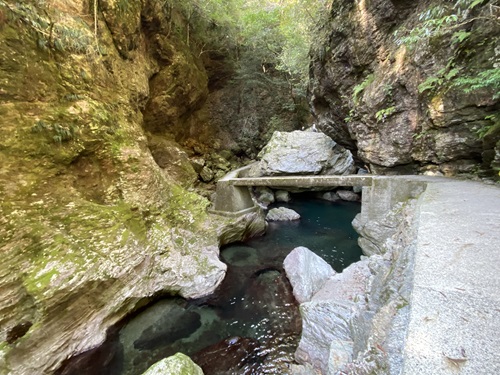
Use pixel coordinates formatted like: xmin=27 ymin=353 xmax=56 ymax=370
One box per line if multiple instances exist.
xmin=58 ymin=195 xmax=362 ymax=375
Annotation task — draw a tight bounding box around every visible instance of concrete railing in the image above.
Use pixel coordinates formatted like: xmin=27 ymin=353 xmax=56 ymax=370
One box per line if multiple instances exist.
xmin=210 ymin=165 xmax=433 ymax=219
xmin=211 ymin=165 xmax=378 ymax=215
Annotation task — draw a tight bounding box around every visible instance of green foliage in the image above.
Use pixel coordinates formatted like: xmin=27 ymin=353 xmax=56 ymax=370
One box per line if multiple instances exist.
xmin=1 ymin=1 xmax=99 ymax=56
xmin=413 ymin=129 xmax=430 ymax=140
xmin=375 ymin=106 xmax=397 ymax=122
xmin=32 ymin=120 xmax=78 ymax=144
xmin=344 ymin=108 xmax=356 ymax=123
xmin=454 ymin=68 xmax=500 ymax=99
xmin=352 ymin=74 xmax=375 ymax=104
xmin=452 ymin=30 xmax=471 ymax=44
xmin=418 ymin=66 xmax=460 ymax=93
xmin=394 ymin=0 xmax=491 ymax=48
xmin=476 ymin=114 xmax=497 ymax=138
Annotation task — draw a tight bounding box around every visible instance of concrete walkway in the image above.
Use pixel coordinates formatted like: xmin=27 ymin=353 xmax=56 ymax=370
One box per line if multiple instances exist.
xmin=403 ymin=179 xmax=500 ymax=374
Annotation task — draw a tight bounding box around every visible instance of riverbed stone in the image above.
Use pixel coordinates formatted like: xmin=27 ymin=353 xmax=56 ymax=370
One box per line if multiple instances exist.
xmin=337 ymin=190 xmax=360 ymax=202
xmin=141 ymin=353 xmax=204 ymax=375
xmin=200 ymin=166 xmax=215 ymax=182
xmin=216 ymin=210 xmax=267 ymax=246
xmin=318 ymin=191 xmax=340 ymax=202
xmin=266 ymin=207 xmax=300 ymax=221
xmin=275 ymin=190 xmax=291 ymax=202
xmin=253 ymin=186 xmax=275 ymax=207
xmin=192 ymin=336 xmax=259 ymax=374
xmin=283 ymin=247 xmax=335 ymax=303
xmin=249 ymin=131 xmax=355 ymax=177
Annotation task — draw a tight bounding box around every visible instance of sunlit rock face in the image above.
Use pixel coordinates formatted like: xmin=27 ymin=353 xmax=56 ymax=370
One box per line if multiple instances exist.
xmin=140 ymin=353 xmax=204 ymax=375
xmin=0 ymin=1 xmax=264 ymax=374
xmin=249 ymin=131 xmax=356 ymax=177
xmin=310 ymin=0 xmax=499 ymax=177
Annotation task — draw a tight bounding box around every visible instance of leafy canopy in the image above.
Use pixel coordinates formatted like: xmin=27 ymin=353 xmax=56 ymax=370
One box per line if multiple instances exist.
xmin=176 ymin=0 xmax=330 ymax=89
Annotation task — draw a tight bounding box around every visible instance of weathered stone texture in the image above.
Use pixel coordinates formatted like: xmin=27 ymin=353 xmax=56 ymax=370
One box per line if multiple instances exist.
xmin=250 ymin=131 xmax=355 ymax=177
xmin=266 ymin=207 xmax=301 ymax=221
xmin=284 ymin=247 xmax=336 ymax=304
xmin=141 ymin=353 xmax=204 ymax=375
xmin=310 ymin=0 xmax=500 ymax=177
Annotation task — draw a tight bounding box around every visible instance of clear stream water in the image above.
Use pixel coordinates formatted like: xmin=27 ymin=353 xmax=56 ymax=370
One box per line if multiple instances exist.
xmin=57 ymin=195 xmax=362 ymax=375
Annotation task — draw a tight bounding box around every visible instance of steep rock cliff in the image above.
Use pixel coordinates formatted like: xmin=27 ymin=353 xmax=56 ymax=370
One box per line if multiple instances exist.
xmin=310 ymin=0 xmax=499 ymax=177
xmin=0 ymin=1 xmax=265 ymax=373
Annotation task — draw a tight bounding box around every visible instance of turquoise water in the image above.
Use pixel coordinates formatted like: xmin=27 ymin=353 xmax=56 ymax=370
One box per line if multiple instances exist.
xmin=56 ymin=195 xmax=361 ymax=375
xmin=247 ymin=196 xmax=363 ymax=272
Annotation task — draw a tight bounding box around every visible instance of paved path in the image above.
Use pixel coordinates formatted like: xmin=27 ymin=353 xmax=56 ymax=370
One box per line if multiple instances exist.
xmin=403 ymin=179 xmax=500 ymax=374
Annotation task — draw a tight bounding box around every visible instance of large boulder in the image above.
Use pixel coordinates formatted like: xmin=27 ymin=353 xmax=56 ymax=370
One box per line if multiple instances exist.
xmin=293 ymin=257 xmax=374 ymax=374
xmin=249 ymin=131 xmax=355 ymax=177
xmin=266 ymin=207 xmax=301 ymax=221
xmin=141 ymin=353 xmax=204 ymax=375
xmin=295 ymin=300 xmax=356 ymax=374
xmin=309 ymin=0 xmax=499 ymax=177
xmin=283 ymin=247 xmax=336 ymax=303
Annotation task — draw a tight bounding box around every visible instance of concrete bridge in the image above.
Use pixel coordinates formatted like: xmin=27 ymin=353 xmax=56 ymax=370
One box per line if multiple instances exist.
xmin=210 ymin=165 xmax=500 ymax=374
xmin=211 ymin=165 xmax=425 ymax=225
xmin=211 ymin=165 xmax=376 ymax=216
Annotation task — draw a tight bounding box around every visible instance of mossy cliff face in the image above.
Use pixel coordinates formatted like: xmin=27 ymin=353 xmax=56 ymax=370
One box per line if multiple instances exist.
xmin=0 ymin=1 xmax=265 ymax=373
xmin=310 ymin=0 xmax=499 ymax=177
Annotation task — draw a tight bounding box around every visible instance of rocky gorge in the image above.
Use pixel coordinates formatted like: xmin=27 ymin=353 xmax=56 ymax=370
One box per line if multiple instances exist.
xmin=309 ymin=0 xmax=500 ymax=177
xmin=0 ymin=0 xmax=499 ymax=374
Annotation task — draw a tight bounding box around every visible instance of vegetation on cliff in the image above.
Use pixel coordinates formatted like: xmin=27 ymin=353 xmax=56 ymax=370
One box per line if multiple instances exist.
xmin=309 ymin=0 xmax=499 ymax=177
xmin=0 ymin=0 xmax=499 ymax=373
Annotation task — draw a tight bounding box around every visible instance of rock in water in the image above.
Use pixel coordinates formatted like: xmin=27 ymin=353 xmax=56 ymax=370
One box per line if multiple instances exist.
xmin=253 ymin=187 xmax=275 ymax=207
xmin=283 ymin=247 xmax=335 ymax=303
xmin=275 ymin=190 xmax=291 ymax=202
xmin=337 ymin=190 xmax=360 ymax=202
xmin=133 ymin=310 xmax=201 ymax=350
xmin=140 ymin=353 xmax=204 ymax=375
xmin=266 ymin=207 xmax=301 ymax=221
xmin=191 ymin=336 xmax=260 ymax=374
xmin=249 ymin=131 xmax=355 ymax=177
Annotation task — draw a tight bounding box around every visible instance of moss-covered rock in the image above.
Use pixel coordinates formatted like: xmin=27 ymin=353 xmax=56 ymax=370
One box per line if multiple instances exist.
xmin=141 ymin=353 xmax=204 ymax=375
xmin=0 ymin=1 xmax=239 ymax=374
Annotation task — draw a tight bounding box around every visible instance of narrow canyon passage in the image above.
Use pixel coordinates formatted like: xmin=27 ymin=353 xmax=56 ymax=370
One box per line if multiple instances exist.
xmin=57 ymin=196 xmax=362 ymax=375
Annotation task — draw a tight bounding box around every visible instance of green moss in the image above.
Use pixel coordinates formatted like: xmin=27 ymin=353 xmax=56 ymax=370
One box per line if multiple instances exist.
xmin=163 ymin=184 xmax=209 ymax=229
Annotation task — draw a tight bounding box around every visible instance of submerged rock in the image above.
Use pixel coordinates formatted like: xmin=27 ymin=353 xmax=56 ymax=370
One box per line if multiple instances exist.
xmin=133 ymin=310 xmax=201 ymax=351
xmin=283 ymin=247 xmax=335 ymax=303
xmin=191 ymin=336 xmax=260 ymax=374
xmin=249 ymin=131 xmax=355 ymax=177
xmin=266 ymin=207 xmax=301 ymax=221
xmin=141 ymin=353 xmax=204 ymax=375
xmin=221 ymin=245 xmax=260 ymax=267
xmin=318 ymin=191 xmax=340 ymax=202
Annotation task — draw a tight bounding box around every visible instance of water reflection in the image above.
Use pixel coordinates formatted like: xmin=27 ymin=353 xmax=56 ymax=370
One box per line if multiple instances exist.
xmin=56 ymin=196 xmax=361 ymax=375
